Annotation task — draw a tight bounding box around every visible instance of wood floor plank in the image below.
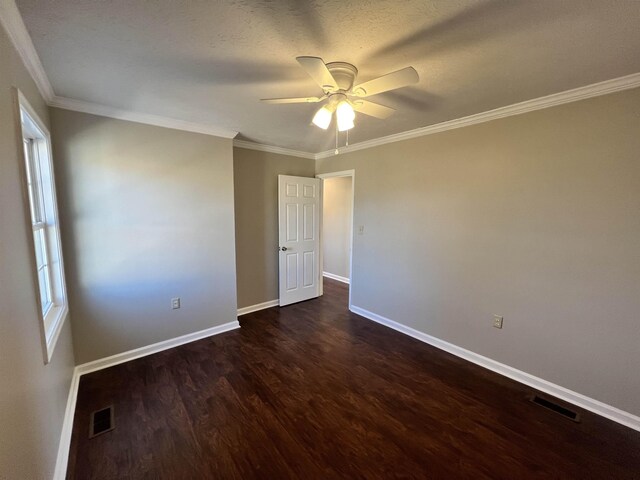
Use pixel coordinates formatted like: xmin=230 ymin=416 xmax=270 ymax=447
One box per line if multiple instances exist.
xmin=68 ymin=279 xmax=640 ymax=479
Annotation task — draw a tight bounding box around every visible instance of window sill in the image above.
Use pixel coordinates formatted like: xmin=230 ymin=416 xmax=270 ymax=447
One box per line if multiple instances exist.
xmin=44 ymin=304 xmax=68 ymax=364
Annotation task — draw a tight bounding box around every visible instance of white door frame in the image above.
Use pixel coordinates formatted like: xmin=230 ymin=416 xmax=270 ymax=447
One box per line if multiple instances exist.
xmin=316 ymin=169 xmax=355 ymax=309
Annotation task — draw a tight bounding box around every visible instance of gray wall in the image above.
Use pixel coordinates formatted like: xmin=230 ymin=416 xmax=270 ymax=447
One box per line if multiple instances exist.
xmin=322 ymin=176 xmax=352 ymax=279
xmin=233 ymin=147 xmax=315 ymax=309
xmin=317 ymin=87 xmax=640 ymax=416
xmin=0 ymin=24 xmax=75 ymax=479
xmin=51 ymin=109 xmax=238 ymax=364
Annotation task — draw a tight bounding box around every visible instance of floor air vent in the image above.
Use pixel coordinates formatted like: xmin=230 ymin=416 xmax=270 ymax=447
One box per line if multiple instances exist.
xmin=530 ymin=395 xmax=580 ymax=422
xmin=89 ymin=405 xmax=115 ymax=438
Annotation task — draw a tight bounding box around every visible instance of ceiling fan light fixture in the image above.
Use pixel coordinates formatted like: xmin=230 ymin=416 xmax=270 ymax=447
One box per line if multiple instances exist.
xmin=312 ymin=105 xmax=333 ymax=129
xmin=336 ymin=100 xmax=355 ymax=131
xmin=263 ymin=56 xmax=416 ymax=135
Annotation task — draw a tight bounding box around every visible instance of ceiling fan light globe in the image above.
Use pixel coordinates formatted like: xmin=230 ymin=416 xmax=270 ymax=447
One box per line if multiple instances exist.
xmin=337 ymin=118 xmax=354 ymax=132
xmin=336 ymin=100 xmax=355 ymax=131
xmin=312 ymin=106 xmax=333 ymax=129
xmin=336 ymin=100 xmax=355 ymax=119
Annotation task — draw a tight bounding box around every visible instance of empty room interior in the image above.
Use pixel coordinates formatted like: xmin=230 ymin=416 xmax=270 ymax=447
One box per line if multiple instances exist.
xmin=2 ymin=0 xmax=640 ymax=478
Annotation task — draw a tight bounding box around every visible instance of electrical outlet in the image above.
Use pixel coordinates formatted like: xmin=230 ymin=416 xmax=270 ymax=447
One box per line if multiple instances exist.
xmin=493 ymin=315 xmax=503 ymax=329
xmin=171 ymin=297 xmax=181 ymax=310
xmin=358 ymin=225 xmax=365 ymax=235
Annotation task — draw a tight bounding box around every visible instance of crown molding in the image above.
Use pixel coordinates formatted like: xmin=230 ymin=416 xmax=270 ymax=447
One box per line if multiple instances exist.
xmin=49 ymin=96 xmax=238 ymax=138
xmin=1 ymin=1 xmax=237 ymax=138
xmin=233 ymin=139 xmax=315 ymax=159
xmin=315 ymin=72 xmax=640 ymax=159
xmin=4 ymin=0 xmax=639 ymax=156
xmin=0 ymin=0 xmax=54 ymax=101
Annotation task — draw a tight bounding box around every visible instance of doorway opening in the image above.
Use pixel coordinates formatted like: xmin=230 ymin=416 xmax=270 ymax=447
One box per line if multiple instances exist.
xmin=317 ymin=170 xmax=355 ymax=308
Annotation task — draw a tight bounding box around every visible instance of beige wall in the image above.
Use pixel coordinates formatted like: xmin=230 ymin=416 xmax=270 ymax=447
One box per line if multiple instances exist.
xmin=233 ymin=147 xmax=315 ymax=308
xmin=322 ymin=176 xmax=352 ymax=279
xmin=51 ymin=109 xmax=238 ymax=364
xmin=317 ymin=87 xmax=640 ymax=416
xmin=0 ymin=25 xmax=76 ymax=479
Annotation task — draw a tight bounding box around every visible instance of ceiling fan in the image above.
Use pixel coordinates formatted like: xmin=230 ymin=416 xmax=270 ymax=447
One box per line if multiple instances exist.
xmin=261 ymin=56 xmax=419 ymax=132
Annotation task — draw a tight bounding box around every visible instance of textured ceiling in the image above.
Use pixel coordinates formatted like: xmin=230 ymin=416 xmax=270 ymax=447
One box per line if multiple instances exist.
xmin=16 ymin=0 xmax=640 ymax=153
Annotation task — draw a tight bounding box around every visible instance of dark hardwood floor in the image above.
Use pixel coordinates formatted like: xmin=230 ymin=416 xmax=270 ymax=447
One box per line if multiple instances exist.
xmin=67 ymin=279 xmax=640 ymax=479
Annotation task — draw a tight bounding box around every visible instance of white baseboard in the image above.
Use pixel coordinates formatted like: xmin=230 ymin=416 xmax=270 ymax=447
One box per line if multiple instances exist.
xmin=54 ymin=320 xmax=240 ymax=479
xmin=350 ymin=305 xmax=640 ymax=432
xmin=323 ymin=272 xmax=350 ymax=284
xmin=53 ymin=366 xmax=80 ymax=480
xmin=237 ymin=299 xmax=279 ymax=316
xmin=76 ymin=321 xmax=240 ymax=376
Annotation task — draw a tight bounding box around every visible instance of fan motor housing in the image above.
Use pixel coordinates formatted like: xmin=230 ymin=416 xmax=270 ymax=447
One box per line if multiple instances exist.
xmin=326 ymin=62 xmax=358 ymax=92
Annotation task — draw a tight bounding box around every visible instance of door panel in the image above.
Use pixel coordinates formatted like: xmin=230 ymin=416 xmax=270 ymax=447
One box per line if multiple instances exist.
xmin=303 ymin=203 xmax=315 ymax=240
xmin=286 ymin=253 xmax=297 ymax=290
xmin=303 ymin=251 xmax=315 ymax=287
xmin=286 ymin=204 xmax=298 ymax=242
xmin=279 ymin=175 xmax=321 ymax=306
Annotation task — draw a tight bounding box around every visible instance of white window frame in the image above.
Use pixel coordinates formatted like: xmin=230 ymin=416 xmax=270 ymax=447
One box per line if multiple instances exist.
xmin=16 ymin=89 xmax=69 ymax=364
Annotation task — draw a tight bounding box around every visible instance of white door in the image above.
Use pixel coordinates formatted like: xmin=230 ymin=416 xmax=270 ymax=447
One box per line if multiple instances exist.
xmin=278 ymin=175 xmax=321 ymax=306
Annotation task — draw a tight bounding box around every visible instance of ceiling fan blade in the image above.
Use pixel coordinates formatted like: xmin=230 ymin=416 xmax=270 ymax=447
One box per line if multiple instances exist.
xmin=260 ymin=96 xmax=324 ymax=104
xmin=352 ymin=67 xmax=419 ymax=97
xmin=296 ymin=56 xmax=339 ymax=92
xmin=352 ymin=100 xmax=396 ymax=119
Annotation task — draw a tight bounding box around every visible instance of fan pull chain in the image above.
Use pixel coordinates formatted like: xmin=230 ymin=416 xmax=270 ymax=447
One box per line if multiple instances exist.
xmin=346 ymin=129 xmax=349 ymax=147
xmin=335 ymin=121 xmax=339 ymax=155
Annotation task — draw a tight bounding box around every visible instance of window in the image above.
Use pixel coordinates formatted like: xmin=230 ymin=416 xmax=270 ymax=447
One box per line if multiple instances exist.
xmin=18 ymin=91 xmax=68 ymax=363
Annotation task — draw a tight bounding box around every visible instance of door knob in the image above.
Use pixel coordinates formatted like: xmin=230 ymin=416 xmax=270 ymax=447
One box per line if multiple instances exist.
xmin=280 ymin=246 xmax=288 ymax=251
